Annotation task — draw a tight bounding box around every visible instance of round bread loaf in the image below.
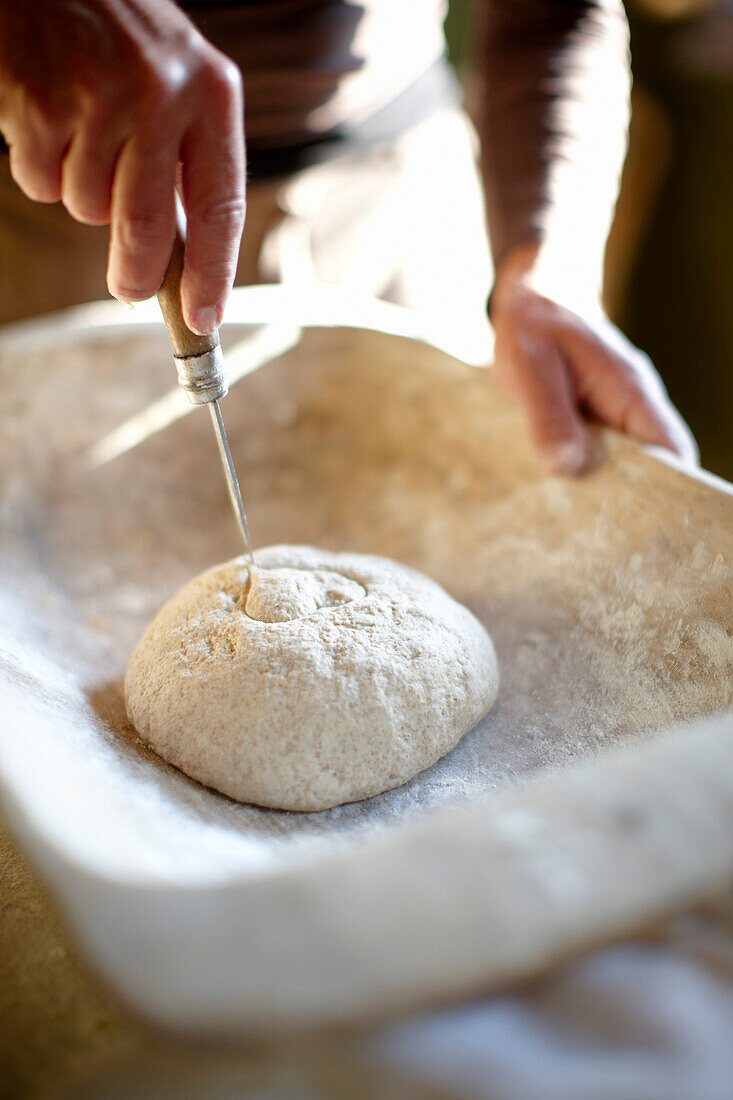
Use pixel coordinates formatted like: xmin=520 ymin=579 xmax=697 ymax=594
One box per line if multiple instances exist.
xmin=125 ymin=545 xmax=499 ymax=811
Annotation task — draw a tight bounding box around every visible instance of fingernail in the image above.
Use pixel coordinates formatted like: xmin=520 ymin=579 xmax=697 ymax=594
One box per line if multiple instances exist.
xmin=539 ymin=438 xmax=588 ymax=476
xmin=190 ymin=307 xmax=219 ymax=335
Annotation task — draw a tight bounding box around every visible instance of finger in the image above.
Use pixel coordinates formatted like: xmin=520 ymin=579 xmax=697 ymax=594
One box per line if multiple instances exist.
xmin=8 ymin=137 xmax=68 ymax=203
xmin=617 ymin=379 xmax=698 ymax=466
xmin=107 ymin=133 xmax=179 ymax=302
xmin=498 ymin=330 xmax=589 ymax=475
xmin=61 ymin=120 xmax=126 ymax=225
xmin=2 ymin=95 xmax=76 ymax=202
xmin=179 ymin=61 xmax=245 ymax=334
xmin=559 ymin=326 xmax=699 ymax=466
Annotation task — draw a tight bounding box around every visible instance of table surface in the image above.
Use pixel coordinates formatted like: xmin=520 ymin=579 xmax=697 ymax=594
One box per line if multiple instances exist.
xmin=3 ymin=821 xmax=733 ymax=1100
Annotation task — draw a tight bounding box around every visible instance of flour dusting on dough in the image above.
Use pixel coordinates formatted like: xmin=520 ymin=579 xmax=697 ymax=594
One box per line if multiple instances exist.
xmin=125 ymin=546 xmax=499 ymax=811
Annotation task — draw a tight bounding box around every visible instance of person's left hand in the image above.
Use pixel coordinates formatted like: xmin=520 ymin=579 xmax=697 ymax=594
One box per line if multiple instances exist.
xmin=490 ymin=244 xmax=698 ymax=475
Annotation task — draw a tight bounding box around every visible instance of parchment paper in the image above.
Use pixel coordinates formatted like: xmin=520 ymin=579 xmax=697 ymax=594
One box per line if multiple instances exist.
xmin=0 ymin=294 xmax=731 ymax=1032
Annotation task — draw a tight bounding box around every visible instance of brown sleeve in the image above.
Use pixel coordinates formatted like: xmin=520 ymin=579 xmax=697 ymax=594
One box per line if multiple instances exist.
xmin=476 ymin=0 xmax=631 ymax=284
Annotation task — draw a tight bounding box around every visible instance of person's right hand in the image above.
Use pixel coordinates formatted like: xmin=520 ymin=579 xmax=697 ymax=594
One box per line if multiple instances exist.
xmin=0 ymin=0 xmax=245 ymax=334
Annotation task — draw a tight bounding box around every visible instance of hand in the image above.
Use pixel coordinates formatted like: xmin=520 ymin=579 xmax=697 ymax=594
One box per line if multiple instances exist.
xmin=0 ymin=0 xmax=245 ymax=334
xmin=490 ymin=244 xmax=698 ymax=475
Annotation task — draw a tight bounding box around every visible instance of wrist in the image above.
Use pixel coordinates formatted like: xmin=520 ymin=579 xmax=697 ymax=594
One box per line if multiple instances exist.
xmin=489 ymin=242 xmax=543 ymax=319
xmin=490 ymin=240 xmax=604 ymax=320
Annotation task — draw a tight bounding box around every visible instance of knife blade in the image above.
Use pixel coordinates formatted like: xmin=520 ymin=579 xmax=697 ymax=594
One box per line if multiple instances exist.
xmin=156 ymin=211 xmax=255 ymax=564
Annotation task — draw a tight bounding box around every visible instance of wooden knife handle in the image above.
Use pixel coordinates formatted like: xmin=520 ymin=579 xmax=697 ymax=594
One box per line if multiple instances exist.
xmin=156 ymin=201 xmax=227 ymax=404
xmin=157 ymin=210 xmax=220 ymax=358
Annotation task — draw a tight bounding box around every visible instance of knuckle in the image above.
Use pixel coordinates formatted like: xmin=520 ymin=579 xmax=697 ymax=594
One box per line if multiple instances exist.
xmin=62 ymin=187 xmax=97 ymax=220
xmin=67 ymin=200 xmax=110 ymax=226
xmin=28 ymin=98 xmax=69 ymax=140
xmin=76 ymin=70 xmax=110 ymax=112
xmin=81 ymin=95 xmax=126 ymax=139
xmin=117 ymin=212 xmax=172 ymax=250
xmin=28 ymin=110 xmax=56 ymax=143
xmin=61 ymin=152 xmax=114 ymax=223
xmin=195 ymin=258 xmax=237 ymax=290
xmin=137 ymin=53 xmax=190 ymax=111
xmin=64 ymin=140 xmax=109 ymax=181
xmin=140 ymin=68 xmax=176 ymax=108
xmin=204 ymin=55 xmax=242 ymax=101
xmin=24 ymin=179 xmax=61 ymax=203
xmin=10 ymin=155 xmax=60 ymax=202
xmin=196 ymin=195 xmax=246 ymax=233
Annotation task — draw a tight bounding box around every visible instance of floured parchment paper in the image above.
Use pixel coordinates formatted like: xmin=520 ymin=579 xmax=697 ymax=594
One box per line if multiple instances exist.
xmin=0 ymin=295 xmax=731 ymax=1033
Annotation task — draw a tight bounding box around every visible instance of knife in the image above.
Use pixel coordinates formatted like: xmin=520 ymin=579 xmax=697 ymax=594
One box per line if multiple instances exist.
xmin=156 ymin=207 xmax=255 ymax=564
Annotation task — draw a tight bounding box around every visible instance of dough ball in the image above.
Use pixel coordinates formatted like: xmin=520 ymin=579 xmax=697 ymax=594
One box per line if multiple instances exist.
xmin=124 ymin=546 xmax=499 ymax=811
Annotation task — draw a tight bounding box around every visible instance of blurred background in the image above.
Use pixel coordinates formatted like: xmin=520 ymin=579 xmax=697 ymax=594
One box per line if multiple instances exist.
xmin=1 ymin=1 xmax=730 ymax=480
xmin=448 ymin=0 xmax=733 ymax=480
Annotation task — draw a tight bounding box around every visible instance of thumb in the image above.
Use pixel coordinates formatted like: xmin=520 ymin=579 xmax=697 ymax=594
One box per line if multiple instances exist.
xmin=500 ymin=333 xmax=589 ymax=475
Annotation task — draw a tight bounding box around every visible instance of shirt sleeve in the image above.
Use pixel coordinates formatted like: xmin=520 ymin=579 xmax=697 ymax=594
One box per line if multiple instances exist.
xmin=475 ymin=0 xmax=631 ymax=286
